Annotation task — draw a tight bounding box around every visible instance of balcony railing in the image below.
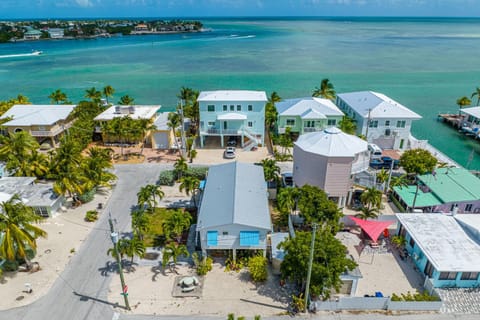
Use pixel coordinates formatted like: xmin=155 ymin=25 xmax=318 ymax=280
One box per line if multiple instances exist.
xmin=303 ymin=127 xmax=323 ymax=133
xmin=30 ymin=122 xmax=73 ymax=137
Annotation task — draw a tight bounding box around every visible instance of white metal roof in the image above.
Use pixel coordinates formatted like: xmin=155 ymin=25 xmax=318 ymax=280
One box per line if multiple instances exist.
xmin=294 ymin=127 xmax=368 ymax=157
xmin=454 ymin=214 xmax=480 ymax=235
xmin=337 ymin=91 xmax=421 ymax=119
xmin=396 ymin=213 xmax=480 ymax=272
xmin=94 ymin=105 xmax=160 ymax=121
xmin=153 ymin=112 xmax=171 ymax=131
xmin=217 ymin=113 xmax=247 ymax=120
xmin=0 ymin=104 xmax=76 ymax=126
xmin=198 ymin=90 xmax=267 ymax=102
xmin=277 ymin=97 xmax=344 ymax=118
xmin=460 ymin=106 xmax=480 ymax=119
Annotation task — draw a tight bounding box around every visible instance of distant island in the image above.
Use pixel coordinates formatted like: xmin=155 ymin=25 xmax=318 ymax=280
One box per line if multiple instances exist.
xmin=0 ymin=19 xmax=204 ymax=43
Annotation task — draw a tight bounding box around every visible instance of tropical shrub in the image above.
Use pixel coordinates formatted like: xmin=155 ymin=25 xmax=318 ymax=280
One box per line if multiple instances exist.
xmin=192 ymin=252 xmax=213 ymax=276
xmin=391 ymin=291 xmax=440 ymax=302
xmin=248 ymin=255 xmax=268 ymax=283
xmin=291 ymin=293 xmax=306 ymax=313
xmin=158 ymin=170 xmax=175 ymax=186
xmin=225 ymin=256 xmax=244 ymax=273
xmin=85 ymin=210 xmax=99 ymax=222
xmin=185 ymin=166 xmax=208 ymax=180
xmin=78 ymin=187 xmax=96 ymax=203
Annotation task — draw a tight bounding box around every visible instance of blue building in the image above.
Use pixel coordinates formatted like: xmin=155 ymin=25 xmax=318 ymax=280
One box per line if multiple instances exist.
xmin=198 ymin=90 xmax=267 ymax=148
xmin=396 ymin=213 xmax=480 ymax=288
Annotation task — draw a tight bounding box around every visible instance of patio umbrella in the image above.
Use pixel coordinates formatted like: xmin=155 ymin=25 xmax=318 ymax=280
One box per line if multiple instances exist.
xmin=349 ymin=216 xmax=394 ymax=242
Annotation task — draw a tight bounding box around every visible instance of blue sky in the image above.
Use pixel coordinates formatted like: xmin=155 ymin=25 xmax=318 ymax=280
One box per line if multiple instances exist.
xmin=1 ymin=1 xmax=479 ymax=19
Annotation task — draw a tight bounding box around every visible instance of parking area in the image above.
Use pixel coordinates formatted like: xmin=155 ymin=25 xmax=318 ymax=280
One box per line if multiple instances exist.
xmin=193 ymin=147 xmax=270 ymax=165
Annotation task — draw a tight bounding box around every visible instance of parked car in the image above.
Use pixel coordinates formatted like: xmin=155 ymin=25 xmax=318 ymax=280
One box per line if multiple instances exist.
xmin=281 ymin=172 xmax=294 ymax=187
xmin=369 ymin=156 xmax=400 ymax=170
xmin=223 ymin=147 xmax=236 ymax=159
xmin=368 ymin=143 xmax=382 ymax=159
xmin=227 ymin=137 xmax=237 ymax=147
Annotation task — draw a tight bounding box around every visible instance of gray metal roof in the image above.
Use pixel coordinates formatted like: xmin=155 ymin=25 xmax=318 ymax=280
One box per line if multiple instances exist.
xmin=197 ymin=162 xmax=271 ymax=231
xmin=337 ymin=91 xmax=421 ymax=119
xmin=153 ymin=112 xmax=171 ymax=131
xmin=276 ymin=97 xmax=344 ymax=118
xmin=1 ymin=105 xmax=76 ymax=126
xmin=0 ymin=178 xmax=60 ymax=207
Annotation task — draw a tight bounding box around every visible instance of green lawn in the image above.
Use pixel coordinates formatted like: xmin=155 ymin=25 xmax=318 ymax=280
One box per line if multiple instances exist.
xmin=143 ymin=208 xmax=175 ymax=247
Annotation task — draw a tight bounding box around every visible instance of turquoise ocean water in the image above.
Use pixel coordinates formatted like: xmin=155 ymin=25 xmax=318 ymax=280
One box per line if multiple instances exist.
xmin=1 ymin=17 xmax=480 ymax=169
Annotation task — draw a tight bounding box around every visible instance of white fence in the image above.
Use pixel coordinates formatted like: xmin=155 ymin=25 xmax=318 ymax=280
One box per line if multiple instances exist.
xmin=312 ymin=296 xmax=442 ymax=312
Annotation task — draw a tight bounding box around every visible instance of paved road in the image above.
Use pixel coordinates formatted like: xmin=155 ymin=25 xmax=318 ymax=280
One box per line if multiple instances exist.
xmin=0 ymin=164 xmax=168 ymax=320
xmin=1 ymin=163 xmax=479 ymax=320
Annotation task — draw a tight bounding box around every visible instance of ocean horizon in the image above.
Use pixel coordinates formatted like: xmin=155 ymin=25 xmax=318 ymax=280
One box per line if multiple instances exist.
xmin=1 ymin=17 xmax=480 ymax=169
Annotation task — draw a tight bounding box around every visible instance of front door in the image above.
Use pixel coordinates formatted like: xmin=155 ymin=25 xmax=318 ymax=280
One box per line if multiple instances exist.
xmin=223 ymin=121 xmax=227 ymax=130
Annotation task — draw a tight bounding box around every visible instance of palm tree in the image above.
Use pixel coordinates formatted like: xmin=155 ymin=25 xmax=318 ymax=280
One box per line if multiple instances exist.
xmin=85 ymin=87 xmax=102 ymax=104
xmin=173 ymin=156 xmax=188 ymax=180
xmin=277 ymin=187 xmax=300 ymax=215
xmin=265 ymin=92 xmax=281 ymax=130
xmin=14 ymin=94 xmax=31 ymax=104
xmin=390 ymin=174 xmax=409 ymax=190
xmin=338 ymin=116 xmax=356 ymax=134
xmin=162 ymin=209 xmax=191 ymax=243
xmin=162 ymin=243 xmax=189 ymax=272
xmin=0 ymin=194 xmax=47 ymax=269
xmin=312 ymin=78 xmax=336 ymax=100
xmin=118 ymin=95 xmax=134 ymax=105
xmin=0 ymin=131 xmax=39 ymax=174
xmin=456 ymin=96 xmax=471 ymax=115
xmin=131 ymin=208 xmax=149 ymax=240
xmin=137 ymin=184 xmax=164 ymax=212
xmin=179 ymin=176 xmax=200 ymax=208
xmin=471 ymin=87 xmax=480 ymax=106
xmin=103 ymin=85 xmax=115 ymax=105
xmin=167 ymin=112 xmax=181 ymax=154
xmin=189 ymin=149 xmax=197 ymax=163
xmin=17 ymin=150 xmax=50 ymax=178
xmin=48 ymin=89 xmax=68 ymax=104
xmin=260 ymin=158 xmax=280 ymax=182
xmin=355 ymin=206 xmax=379 ymax=220
xmin=376 ymin=168 xmax=389 ymax=189
xmin=360 ymin=186 xmax=382 ymax=210
xmin=123 ymin=236 xmax=146 ymax=266
xmin=81 ymin=147 xmax=116 ymax=190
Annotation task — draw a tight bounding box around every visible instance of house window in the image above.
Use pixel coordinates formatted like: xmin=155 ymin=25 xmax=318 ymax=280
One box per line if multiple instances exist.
xmin=247 ymin=121 xmax=253 ymax=128
xmin=223 ymin=105 xmax=227 ymax=111
xmin=327 ymin=119 xmax=336 ymax=126
xmin=237 ymin=105 xmax=241 ymax=111
xmin=424 ymin=260 xmax=434 ymax=278
xmin=396 ymin=120 xmax=406 ymax=128
xmin=439 ymin=272 xmax=457 ymax=280
xmin=222 ymin=231 xmax=229 ymax=236
xmin=34 ymin=207 xmax=49 ymax=217
xmin=230 ymin=105 xmax=234 ymax=111
xmin=461 ymin=272 xmax=479 ymax=280
xmin=450 ymin=204 xmax=457 ymax=211
xmin=304 ymin=121 xmax=315 ymax=128
xmin=239 ymin=231 xmax=260 ymax=246
xmin=369 ymin=120 xmax=378 ymax=128
xmin=409 ymin=236 xmax=415 ymax=248
xmin=38 ymin=126 xmax=46 ymax=131
xmin=207 ymin=121 xmax=215 ymax=126
xmin=286 ymin=119 xmax=295 ymax=126
xmin=248 ymin=105 xmax=253 ymax=111
xmin=385 ymin=120 xmax=390 ymax=126
xmin=207 ymin=231 xmax=218 ymax=246
xmin=465 ymin=204 xmax=473 ymax=212
xmin=207 ymin=105 xmax=215 ymax=112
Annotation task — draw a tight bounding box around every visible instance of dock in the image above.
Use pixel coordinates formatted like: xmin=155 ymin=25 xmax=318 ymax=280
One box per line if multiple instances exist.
xmin=437 ymin=113 xmax=463 ymax=128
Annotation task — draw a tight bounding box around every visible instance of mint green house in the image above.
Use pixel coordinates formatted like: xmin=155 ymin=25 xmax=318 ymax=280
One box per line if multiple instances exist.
xmin=276 ymin=97 xmax=344 ymax=134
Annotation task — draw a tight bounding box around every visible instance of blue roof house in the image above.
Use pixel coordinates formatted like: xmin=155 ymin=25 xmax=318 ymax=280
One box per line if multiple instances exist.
xmin=196 ymin=162 xmax=271 ymax=259
xmin=198 ymin=90 xmax=267 ymax=149
xmin=336 ymin=91 xmax=421 ymax=150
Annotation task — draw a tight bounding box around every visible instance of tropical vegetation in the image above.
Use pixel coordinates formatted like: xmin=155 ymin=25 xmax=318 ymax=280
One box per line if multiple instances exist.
xmin=312 ymin=78 xmax=336 ymax=100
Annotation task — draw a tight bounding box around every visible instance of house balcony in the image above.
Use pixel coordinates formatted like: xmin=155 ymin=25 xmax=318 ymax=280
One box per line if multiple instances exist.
xmin=200 ymin=128 xmax=242 ymax=135
xmin=30 ymin=122 xmax=73 ymax=137
xmin=303 ymin=127 xmax=324 ymax=133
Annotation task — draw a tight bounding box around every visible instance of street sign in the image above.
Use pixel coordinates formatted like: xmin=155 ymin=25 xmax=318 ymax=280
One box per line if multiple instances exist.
xmin=123 ymin=285 xmax=128 ymax=294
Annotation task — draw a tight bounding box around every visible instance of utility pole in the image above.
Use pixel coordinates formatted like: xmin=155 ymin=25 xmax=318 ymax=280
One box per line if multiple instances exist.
xmin=108 ymin=213 xmax=130 ymax=310
xmin=365 ymin=108 xmax=372 ymax=140
xmin=385 ymin=159 xmax=394 ymax=194
xmin=304 ymin=223 xmax=317 ymax=313
xmin=178 ymin=100 xmax=187 ymax=158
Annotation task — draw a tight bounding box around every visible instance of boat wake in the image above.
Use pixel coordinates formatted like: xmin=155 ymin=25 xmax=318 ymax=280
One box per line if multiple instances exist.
xmin=0 ymin=50 xmax=43 ymax=59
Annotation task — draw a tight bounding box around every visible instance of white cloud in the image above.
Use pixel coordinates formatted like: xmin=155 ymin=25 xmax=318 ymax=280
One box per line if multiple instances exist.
xmin=76 ymin=0 xmax=94 ymax=7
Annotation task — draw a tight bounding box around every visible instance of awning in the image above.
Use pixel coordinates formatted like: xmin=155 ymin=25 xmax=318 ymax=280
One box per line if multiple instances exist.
xmin=349 ymin=216 xmax=394 ymax=242
xmin=217 ymin=113 xmax=247 ymax=120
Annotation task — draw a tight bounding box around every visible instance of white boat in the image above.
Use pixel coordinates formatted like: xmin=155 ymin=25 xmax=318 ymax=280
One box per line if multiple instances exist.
xmin=0 ymin=50 xmax=43 ymax=59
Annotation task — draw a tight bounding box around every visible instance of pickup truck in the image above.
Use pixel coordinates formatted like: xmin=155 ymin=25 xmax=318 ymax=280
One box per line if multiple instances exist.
xmin=369 ymin=156 xmax=400 ymax=170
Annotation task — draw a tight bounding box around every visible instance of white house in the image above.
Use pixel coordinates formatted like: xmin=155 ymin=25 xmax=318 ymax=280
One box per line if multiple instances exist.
xmin=196 ymin=162 xmax=271 ymax=259
xmin=48 ymin=28 xmax=64 ymax=38
xmin=198 ymin=90 xmax=267 ymax=149
xmin=336 ymin=91 xmax=421 ymax=150
xmin=293 ymin=127 xmax=369 ymax=207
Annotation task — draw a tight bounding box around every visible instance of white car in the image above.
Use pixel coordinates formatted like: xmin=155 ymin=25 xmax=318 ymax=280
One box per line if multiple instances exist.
xmin=223 ymin=147 xmax=236 ymax=159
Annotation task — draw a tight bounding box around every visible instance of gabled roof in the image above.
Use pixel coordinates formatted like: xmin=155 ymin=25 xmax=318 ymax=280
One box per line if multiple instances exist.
xmin=153 ymin=112 xmax=171 ymax=131
xmin=396 ymin=213 xmax=480 ymax=272
xmin=277 ymin=97 xmax=343 ymax=119
xmin=1 ymin=105 xmax=76 ymax=126
xmin=198 ymin=90 xmax=267 ymax=102
xmin=94 ymin=105 xmax=160 ymax=121
xmin=337 ymin=91 xmax=421 ymax=120
xmin=460 ymin=106 xmax=480 ymax=119
xmin=392 ymin=185 xmax=443 ymax=207
xmin=294 ymin=127 xmax=368 ymax=157
xmin=417 ymin=167 xmax=480 ymax=203
xmin=197 ymin=162 xmax=271 ymax=231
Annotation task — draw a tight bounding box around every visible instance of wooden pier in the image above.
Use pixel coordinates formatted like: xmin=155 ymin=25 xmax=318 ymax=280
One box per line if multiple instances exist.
xmin=437 ymin=113 xmax=463 ymax=129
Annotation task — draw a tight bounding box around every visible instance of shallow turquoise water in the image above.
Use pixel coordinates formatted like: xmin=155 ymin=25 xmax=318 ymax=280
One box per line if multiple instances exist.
xmin=1 ymin=18 xmax=480 ymax=169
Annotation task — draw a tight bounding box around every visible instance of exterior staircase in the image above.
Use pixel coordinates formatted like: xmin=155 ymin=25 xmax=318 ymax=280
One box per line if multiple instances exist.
xmin=242 ymin=127 xmax=258 ymax=151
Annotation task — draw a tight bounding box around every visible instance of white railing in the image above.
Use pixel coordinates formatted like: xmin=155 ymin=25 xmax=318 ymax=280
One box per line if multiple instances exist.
xmin=303 ymin=127 xmax=322 ymax=133
xmin=200 ymin=128 xmax=241 ymax=135
xmin=30 ymin=122 xmax=73 ymax=137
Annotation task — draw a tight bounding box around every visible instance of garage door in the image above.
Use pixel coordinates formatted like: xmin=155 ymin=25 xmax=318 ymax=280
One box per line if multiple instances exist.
xmin=338 ymin=280 xmax=353 ymax=295
xmin=153 ymin=132 xmax=169 ymax=149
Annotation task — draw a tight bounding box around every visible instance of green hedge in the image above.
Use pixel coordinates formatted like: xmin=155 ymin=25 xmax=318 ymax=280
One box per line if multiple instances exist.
xmin=159 ymin=170 xmax=175 ymax=186
xmin=79 ymin=187 xmax=96 ymax=203
xmin=185 ymin=166 xmax=208 ymax=180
